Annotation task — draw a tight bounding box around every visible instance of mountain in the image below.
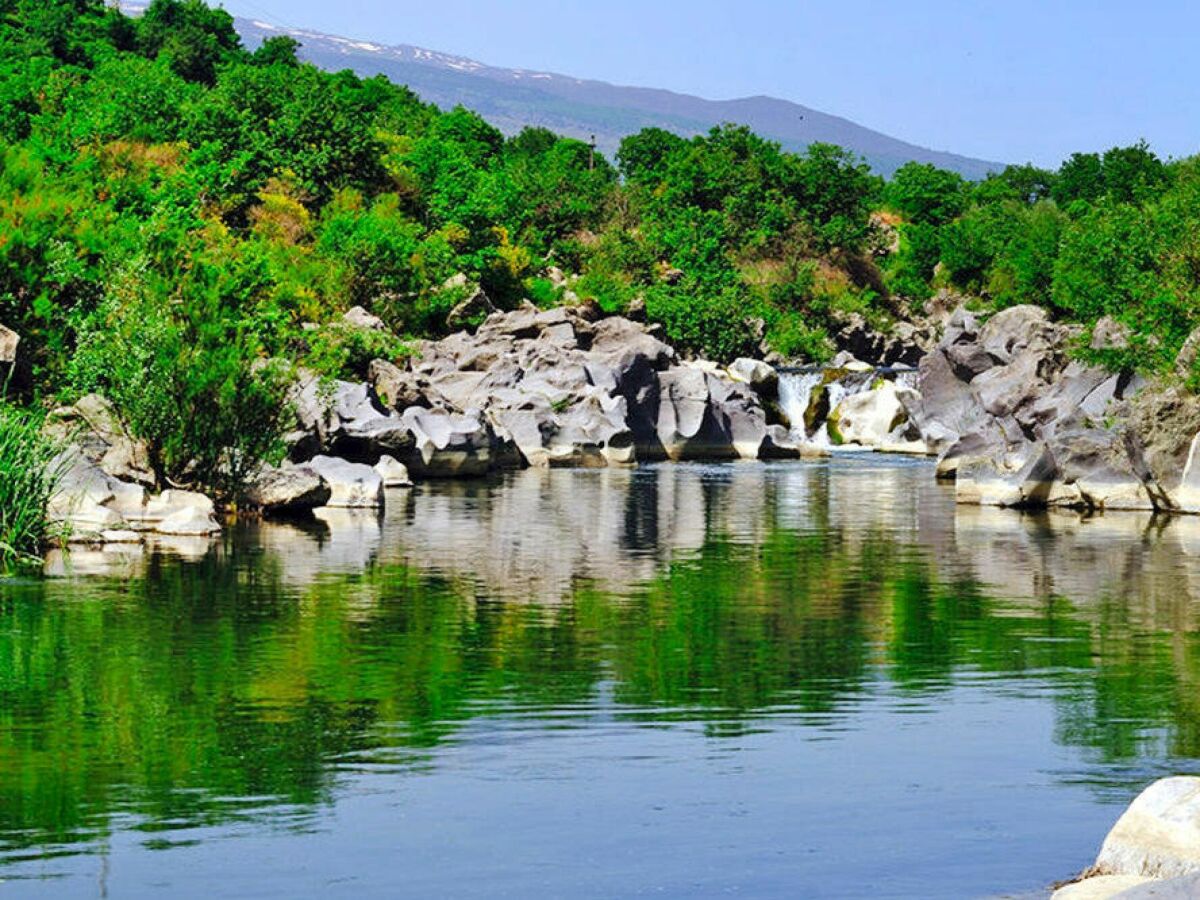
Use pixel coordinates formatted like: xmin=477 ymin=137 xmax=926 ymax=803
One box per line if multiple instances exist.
xmin=122 ymin=4 xmax=1002 ymax=178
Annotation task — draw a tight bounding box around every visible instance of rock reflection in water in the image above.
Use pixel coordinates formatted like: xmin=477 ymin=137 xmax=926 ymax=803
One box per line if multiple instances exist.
xmin=12 ymin=458 xmax=1200 ymax=899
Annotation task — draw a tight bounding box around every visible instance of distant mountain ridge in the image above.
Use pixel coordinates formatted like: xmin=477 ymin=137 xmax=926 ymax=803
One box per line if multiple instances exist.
xmin=123 ymin=4 xmax=1003 ymax=177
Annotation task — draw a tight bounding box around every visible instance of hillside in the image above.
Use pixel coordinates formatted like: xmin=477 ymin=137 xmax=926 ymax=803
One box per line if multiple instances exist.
xmin=225 ymin=15 xmax=1001 ymax=179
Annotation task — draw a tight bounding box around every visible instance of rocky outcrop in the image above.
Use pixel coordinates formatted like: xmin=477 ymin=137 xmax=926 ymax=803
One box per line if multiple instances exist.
xmin=49 ymin=450 xmax=222 ymax=541
xmin=904 ymin=304 xmax=1200 ymax=513
xmin=828 ymin=381 xmax=908 ymax=448
xmin=350 ymin=304 xmax=786 ymax=471
xmin=45 ymin=394 xmax=155 ymax=487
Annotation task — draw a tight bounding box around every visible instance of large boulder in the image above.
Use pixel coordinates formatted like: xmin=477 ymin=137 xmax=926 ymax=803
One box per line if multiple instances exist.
xmin=308 ymin=456 xmax=385 ymax=508
xmin=654 ymin=366 xmax=766 ymax=461
xmin=1094 ymin=778 xmax=1200 ymax=880
xmin=374 ymin=455 xmax=413 ymax=487
xmin=827 ymin=382 xmax=908 ymax=448
xmin=246 ymin=464 xmax=332 ymax=513
xmin=446 ymin=286 xmax=497 ymax=331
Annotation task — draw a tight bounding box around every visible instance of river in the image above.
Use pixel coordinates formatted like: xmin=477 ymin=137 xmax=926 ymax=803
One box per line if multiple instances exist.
xmin=2 ymin=458 xmax=1199 ymax=898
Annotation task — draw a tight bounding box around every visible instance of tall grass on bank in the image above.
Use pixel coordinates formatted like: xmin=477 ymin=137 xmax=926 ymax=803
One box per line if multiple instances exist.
xmin=0 ymin=403 xmax=62 ymax=570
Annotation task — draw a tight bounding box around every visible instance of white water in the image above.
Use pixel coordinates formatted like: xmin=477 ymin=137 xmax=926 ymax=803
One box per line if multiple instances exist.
xmin=778 ymin=368 xmax=910 ymax=448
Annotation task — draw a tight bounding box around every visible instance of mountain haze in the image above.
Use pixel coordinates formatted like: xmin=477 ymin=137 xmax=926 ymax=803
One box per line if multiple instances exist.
xmin=229 ymin=15 xmax=1001 ymax=178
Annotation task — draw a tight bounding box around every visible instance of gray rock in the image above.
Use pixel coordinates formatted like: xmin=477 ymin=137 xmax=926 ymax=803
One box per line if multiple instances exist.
xmin=446 ymin=287 xmax=497 ymax=331
xmin=728 ymin=358 xmax=779 ymax=397
xmin=45 ymin=394 xmax=155 ymax=487
xmin=401 ymin=407 xmax=495 ymax=478
xmin=1092 ymin=316 xmax=1133 ymax=351
xmin=368 ymin=359 xmax=427 ymax=411
xmin=342 ymin=306 xmax=387 ymax=331
xmin=247 ymin=464 xmax=332 ymax=513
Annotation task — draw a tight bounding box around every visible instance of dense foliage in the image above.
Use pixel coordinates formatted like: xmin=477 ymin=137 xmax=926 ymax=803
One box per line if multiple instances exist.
xmin=2 ymin=0 xmax=1199 ymax=503
xmin=880 ymin=146 xmax=1200 ymax=373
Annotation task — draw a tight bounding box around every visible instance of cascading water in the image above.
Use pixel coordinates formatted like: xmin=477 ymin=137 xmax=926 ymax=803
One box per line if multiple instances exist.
xmin=778 ymin=371 xmax=823 ymax=437
xmin=778 ymin=367 xmax=915 ymax=449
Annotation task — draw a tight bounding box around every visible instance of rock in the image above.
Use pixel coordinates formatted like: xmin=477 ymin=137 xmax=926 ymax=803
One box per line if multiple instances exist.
xmin=0 ymin=322 xmax=23 ymax=386
xmin=1095 ymin=778 xmax=1200 ymax=879
xmin=368 ymin=359 xmax=427 ymax=411
xmin=446 ymin=287 xmax=497 ymax=331
xmin=44 ymin=394 xmax=154 ymax=487
xmin=834 ymin=313 xmax=932 ymax=367
xmin=977 ymin=304 xmax=1064 ymax=365
xmin=728 ymin=358 xmax=779 ymax=397
xmin=156 ymin=507 xmax=221 ymax=536
xmin=308 ymin=456 xmax=385 ymax=508
xmin=1092 ymin=316 xmax=1133 ymax=351
xmin=100 ymin=530 xmax=142 ymax=544
xmin=760 ymin=424 xmax=801 ymax=459
xmin=1112 ymin=874 xmax=1200 ymax=898
xmin=402 ymin=407 xmax=495 ymax=477
xmin=654 ymin=366 xmax=765 ymax=461
xmin=375 ymin=455 xmax=413 ymax=487
xmin=342 ymin=306 xmax=387 ymax=331
xmin=828 ymin=382 xmax=908 ymax=448
xmin=247 ymin=464 xmax=332 ymax=513
xmin=1052 ymin=876 xmax=1155 ymax=900
xmin=1175 ymin=327 xmax=1200 ymax=378
xmin=327 ymin=381 xmax=414 ymax=462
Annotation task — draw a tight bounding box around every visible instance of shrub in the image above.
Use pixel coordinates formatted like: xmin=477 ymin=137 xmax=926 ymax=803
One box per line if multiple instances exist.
xmin=70 ymin=268 xmax=293 ymax=501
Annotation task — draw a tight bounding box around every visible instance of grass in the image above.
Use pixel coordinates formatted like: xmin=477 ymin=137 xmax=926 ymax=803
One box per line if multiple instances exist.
xmin=0 ymin=402 xmax=64 ymax=571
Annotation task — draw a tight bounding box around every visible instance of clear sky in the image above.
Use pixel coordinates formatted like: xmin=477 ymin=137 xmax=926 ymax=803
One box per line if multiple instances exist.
xmin=217 ymin=0 xmax=1199 ymax=167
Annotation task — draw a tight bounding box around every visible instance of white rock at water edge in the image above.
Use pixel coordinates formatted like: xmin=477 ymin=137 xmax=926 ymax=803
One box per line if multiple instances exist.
xmin=308 ymin=456 xmax=386 ymax=508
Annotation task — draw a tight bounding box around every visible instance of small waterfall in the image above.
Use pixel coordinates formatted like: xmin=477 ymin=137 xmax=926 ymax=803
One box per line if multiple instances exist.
xmin=778 ymin=371 xmax=823 ymax=437
xmin=778 ymin=367 xmax=915 ymax=449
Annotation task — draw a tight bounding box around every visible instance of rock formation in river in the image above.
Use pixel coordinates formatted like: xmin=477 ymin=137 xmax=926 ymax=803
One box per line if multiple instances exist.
xmin=906 ymin=303 xmax=1200 ymax=514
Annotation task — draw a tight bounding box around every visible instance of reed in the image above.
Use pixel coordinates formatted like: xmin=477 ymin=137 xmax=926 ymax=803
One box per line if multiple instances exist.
xmin=0 ymin=402 xmax=63 ymax=570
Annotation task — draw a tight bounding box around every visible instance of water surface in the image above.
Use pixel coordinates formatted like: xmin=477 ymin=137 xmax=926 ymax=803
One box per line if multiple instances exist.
xmin=3 ymin=458 xmax=1200 ymax=898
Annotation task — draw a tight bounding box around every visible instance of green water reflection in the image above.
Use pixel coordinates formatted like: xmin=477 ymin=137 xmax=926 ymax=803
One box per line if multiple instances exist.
xmin=2 ymin=459 xmax=1199 ymax=863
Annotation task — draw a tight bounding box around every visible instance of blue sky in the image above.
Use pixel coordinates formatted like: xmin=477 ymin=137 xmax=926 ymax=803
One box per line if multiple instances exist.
xmin=219 ymin=0 xmax=1199 ymax=167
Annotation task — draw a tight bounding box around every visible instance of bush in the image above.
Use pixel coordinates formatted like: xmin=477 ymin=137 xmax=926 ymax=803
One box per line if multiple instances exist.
xmin=644 ymin=284 xmax=761 ymax=361
xmin=70 ymin=269 xmax=293 ymax=501
xmin=0 ymin=402 xmax=63 ymax=570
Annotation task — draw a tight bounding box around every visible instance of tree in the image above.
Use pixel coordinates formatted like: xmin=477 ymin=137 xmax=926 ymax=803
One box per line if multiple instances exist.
xmin=884 ymin=161 xmax=966 ymax=226
xmin=137 ymin=0 xmax=242 ymax=84
xmin=252 ymin=35 xmax=300 ymax=68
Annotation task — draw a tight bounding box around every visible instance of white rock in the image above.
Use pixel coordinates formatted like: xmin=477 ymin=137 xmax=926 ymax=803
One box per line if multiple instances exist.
xmin=1096 ymin=777 xmax=1200 ymax=879
xmin=1052 ymin=875 xmax=1155 ymax=900
xmin=156 ymin=507 xmax=222 ymax=536
xmin=829 ymin=382 xmax=907 ymax=448
xmin=374 ymin=455 xmax=413 ymax=487
xmin=1114 ymin=873 xmax=1200 ymax=897
xmin=100 ymin=530 xmax=142 ymax=544
xmin=309 ymin=456 xmax=385 ymax=508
